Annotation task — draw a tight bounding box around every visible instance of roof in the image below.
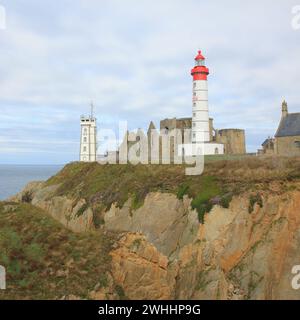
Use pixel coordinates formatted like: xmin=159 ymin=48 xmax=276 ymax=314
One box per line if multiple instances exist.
xmin=275 ymin=113 xmax=300 ymax=137
xmin=262 ymin=138 xmax=274 ymax=147
xmin=147 ymin=121 xmax=156 ymax=133
xmin=195 ymin=50 xmax=205 ymax=61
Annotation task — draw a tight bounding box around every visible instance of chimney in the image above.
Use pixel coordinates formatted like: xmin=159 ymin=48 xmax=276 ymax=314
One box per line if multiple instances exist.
xmin=282 ymin=100 xmax=288 ymax=118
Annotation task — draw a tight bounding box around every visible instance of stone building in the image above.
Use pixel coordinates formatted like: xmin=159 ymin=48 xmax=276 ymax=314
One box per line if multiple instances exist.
xmin=258 ymin=137 xmax=275 ymax=155
xmin=274 ymin=101 xmax=300 ymax=156
xmin=159 ymin=117 xmax=246 ymax=155
xmin=259 ymin=101 xmax=300 ymax=156
xmin=215 ymin=129 xmax=246 ymax=155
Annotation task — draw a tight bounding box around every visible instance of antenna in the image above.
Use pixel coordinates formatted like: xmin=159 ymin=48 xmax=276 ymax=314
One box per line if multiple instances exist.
xmin=90 ymin=101 xmax=94 ymax=119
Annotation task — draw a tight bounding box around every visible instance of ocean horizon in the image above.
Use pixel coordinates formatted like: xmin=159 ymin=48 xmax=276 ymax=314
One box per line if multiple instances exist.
xmin=0 ymin=164 xmax=63 ymax=200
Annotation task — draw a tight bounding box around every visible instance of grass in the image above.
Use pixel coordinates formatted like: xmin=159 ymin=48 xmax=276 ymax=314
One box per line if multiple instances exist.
xmin=190 ymin=176 xmax=220 ymax=223
xmin=43 ymin=157 xmax=300 ymax=224
xmin=0 ymin=202 xmax=117 ymax=300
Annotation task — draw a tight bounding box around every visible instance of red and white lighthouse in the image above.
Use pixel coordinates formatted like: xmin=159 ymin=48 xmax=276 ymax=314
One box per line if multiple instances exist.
xmin=191 ymin=50 xmax=210 ymax=143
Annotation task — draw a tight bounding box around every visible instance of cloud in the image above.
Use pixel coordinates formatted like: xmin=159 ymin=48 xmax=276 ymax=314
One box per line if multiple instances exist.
xmin=0 ymin=0 xmax=300 ymax=163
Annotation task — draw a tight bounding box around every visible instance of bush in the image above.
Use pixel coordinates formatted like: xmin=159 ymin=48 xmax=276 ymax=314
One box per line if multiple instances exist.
xmin=93 ymin=211 xmax=105 ymax=228
xmin=177 ymin=184 xmax=189 ymax=200
xmin=192 ymin=201 xmax=213 ymax=224
xmin=220 ymin=194 xmax=233 ymax=209
xmin=115 ymin=285 xmax=126 ymax=300
xmin=248 ymin=194 xmax=263 ymax=213
xmin=21 ymin=192 xmax=33 ymax=203
xmin=76 ymin=203 xmax=89 ymax=217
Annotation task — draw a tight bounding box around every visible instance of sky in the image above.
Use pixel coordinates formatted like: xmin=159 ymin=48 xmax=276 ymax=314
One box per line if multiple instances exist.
xmin=0 ymin=0 xmax=300 ymax=164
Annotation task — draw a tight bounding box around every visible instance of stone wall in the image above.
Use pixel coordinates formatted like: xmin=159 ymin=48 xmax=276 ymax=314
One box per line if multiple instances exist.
xmin=160 ymin=117 xmax=192 ymax=136
xmin=216 ymin=129 xmax=246 ymax=154
xmin=275 ymin=135 xmax=300 ymax=156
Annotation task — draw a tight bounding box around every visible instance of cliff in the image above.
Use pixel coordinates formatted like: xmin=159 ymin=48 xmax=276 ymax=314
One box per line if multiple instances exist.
xmin=2 ymin=156 xmax=300 ymax=300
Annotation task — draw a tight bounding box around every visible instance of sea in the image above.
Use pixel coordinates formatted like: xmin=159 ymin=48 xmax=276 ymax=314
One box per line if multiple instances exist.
xmin=0 ymin=165 xmax=63 ymax=201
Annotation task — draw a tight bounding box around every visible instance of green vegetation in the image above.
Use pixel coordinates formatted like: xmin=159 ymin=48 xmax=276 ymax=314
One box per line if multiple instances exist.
xmin=98 ymin=273 xmax=109 ymax=289
xmin=0 ymin=202 xmax=116 ymax=300
xmin=247 ymin=271 xmax=264 ymax=298
xmin=46 ymin=162 xmax=232 ymax=224
xmin=115 ymin=285 xmax=126 ymax=300
xmin=176 ymin=184 xmax=189 ymax=200
xmin=195 ymin=269 xmax=213 ymax=291
xmin=190 ymin=176 xmax=220 ymax=223
xmin=21 ymin=191 xmax=33 ymax=203
xmin=248 ymin=194 xmax=263 ymax=213
xmin=220 ymin=194 xmax=233 ymax=209
xmin=44 ymin=156 xmax=300 ymax=224
xmin=76 ymin=203 xmax=89 ymax=217
xmin=130 ymin=238 xmax=142 ymax=250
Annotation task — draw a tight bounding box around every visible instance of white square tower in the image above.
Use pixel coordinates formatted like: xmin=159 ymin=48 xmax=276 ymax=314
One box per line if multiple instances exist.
xmin=80 ymin=105 xmax=97 ymax=162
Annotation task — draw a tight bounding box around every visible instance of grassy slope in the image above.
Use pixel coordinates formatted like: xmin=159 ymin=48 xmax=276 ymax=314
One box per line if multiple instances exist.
xmin=45 ymin=156 xmax=300 ymax=221
xmin=1 ymin=156 xmax=300 ymax=299
xmin=0 ymin=202 xmax=117 ymax=300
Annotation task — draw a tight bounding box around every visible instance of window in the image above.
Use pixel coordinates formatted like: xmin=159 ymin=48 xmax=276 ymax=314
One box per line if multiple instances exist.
xmin=193 ymin=123 xmax=196 ymax=127
xmin=193 ymin=112 xmax=196 ymax=117
xmin=193 ymin=133 xmax=196 ymax=138
xmin=193 ymin=92 xmax=196 ymax=96
xmin=83 ymin=137 xmax=87 ymax=143
xmin=83 ymin=146 xmax=87 ymax=152
xmin=295 ymin=141 xmax=300 ymax=148
xmin=193 ymin=82 xmax=196 ymax=88
xmin=83 ymin=128 xmax=88 ymax=135
xmin=193 ymin=103 xmax=196 ymax=108
xmin=196 ymin=59 xmax=205 ymax=67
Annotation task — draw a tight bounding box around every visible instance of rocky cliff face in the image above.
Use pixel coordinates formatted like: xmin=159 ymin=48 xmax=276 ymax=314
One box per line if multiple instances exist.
xmin=10 ymin=182 xmax=94 ymax=233
xmin=11 ymin=180 xmax=300 ymax=300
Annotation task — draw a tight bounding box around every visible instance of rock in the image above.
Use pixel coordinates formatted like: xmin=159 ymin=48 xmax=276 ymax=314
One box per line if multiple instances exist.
xmin=104 ymin=192 xmax=199 ymax=257
xmin=89 ymin=273 xmax=118 ymax=300
xmin=10 ymin=174 xmax=300 ymax=300
xmin=110 ymin=233 xmax=178 ymax=300
xmin=11 ymin=182 xmax=94 ymax=233
xmin=8 ymin=181 xmax=44 ymax=202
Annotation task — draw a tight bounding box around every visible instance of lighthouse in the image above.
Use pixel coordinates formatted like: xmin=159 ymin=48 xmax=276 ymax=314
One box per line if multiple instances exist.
xmin=80 ymin=103 xmax=97 ymax=162
xmin=189 ymin=50 xmax=224 ymax=155
xmin=191 ymin=50 xmax=210 ymax=143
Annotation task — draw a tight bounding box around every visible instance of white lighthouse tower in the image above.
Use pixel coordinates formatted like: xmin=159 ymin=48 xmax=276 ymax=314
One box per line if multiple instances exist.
xmin=191 ymin=50 xmax=210 ymax=143
xmin=191 ymin=51 xmax=224 ymax=155
xmin=80 ymin=103 xmax=97 ymax=162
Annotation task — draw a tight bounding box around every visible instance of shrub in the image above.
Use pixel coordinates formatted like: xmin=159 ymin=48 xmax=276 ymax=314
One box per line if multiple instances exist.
xmin=115 ymin=285 xmax=126 ymax=300
xmin=248 ymin=194 xmax=263 ymax=213
xmin=21 ymin=192 xmax=33 ymax=203
xmin=93 ymin=211 xmax=105 ymax=228
xmin=177 ymin=184 xmax=189 ymax=200
xmin=76 ymin=203 xmax=89 ymax=217
xmin=98 ymin=273 xmax=108 ymax=288
xmin=193 ymin=201 xmax=213 ymax=224
xmin=220 ymin=194 xmax=233 ymax=209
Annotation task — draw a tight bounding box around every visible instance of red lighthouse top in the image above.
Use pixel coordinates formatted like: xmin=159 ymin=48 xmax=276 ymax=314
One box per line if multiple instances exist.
xmin=195 ymin=50 xmax=205 ymax=61
xmin=191 ymin=50 xmax=209 ymax=81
